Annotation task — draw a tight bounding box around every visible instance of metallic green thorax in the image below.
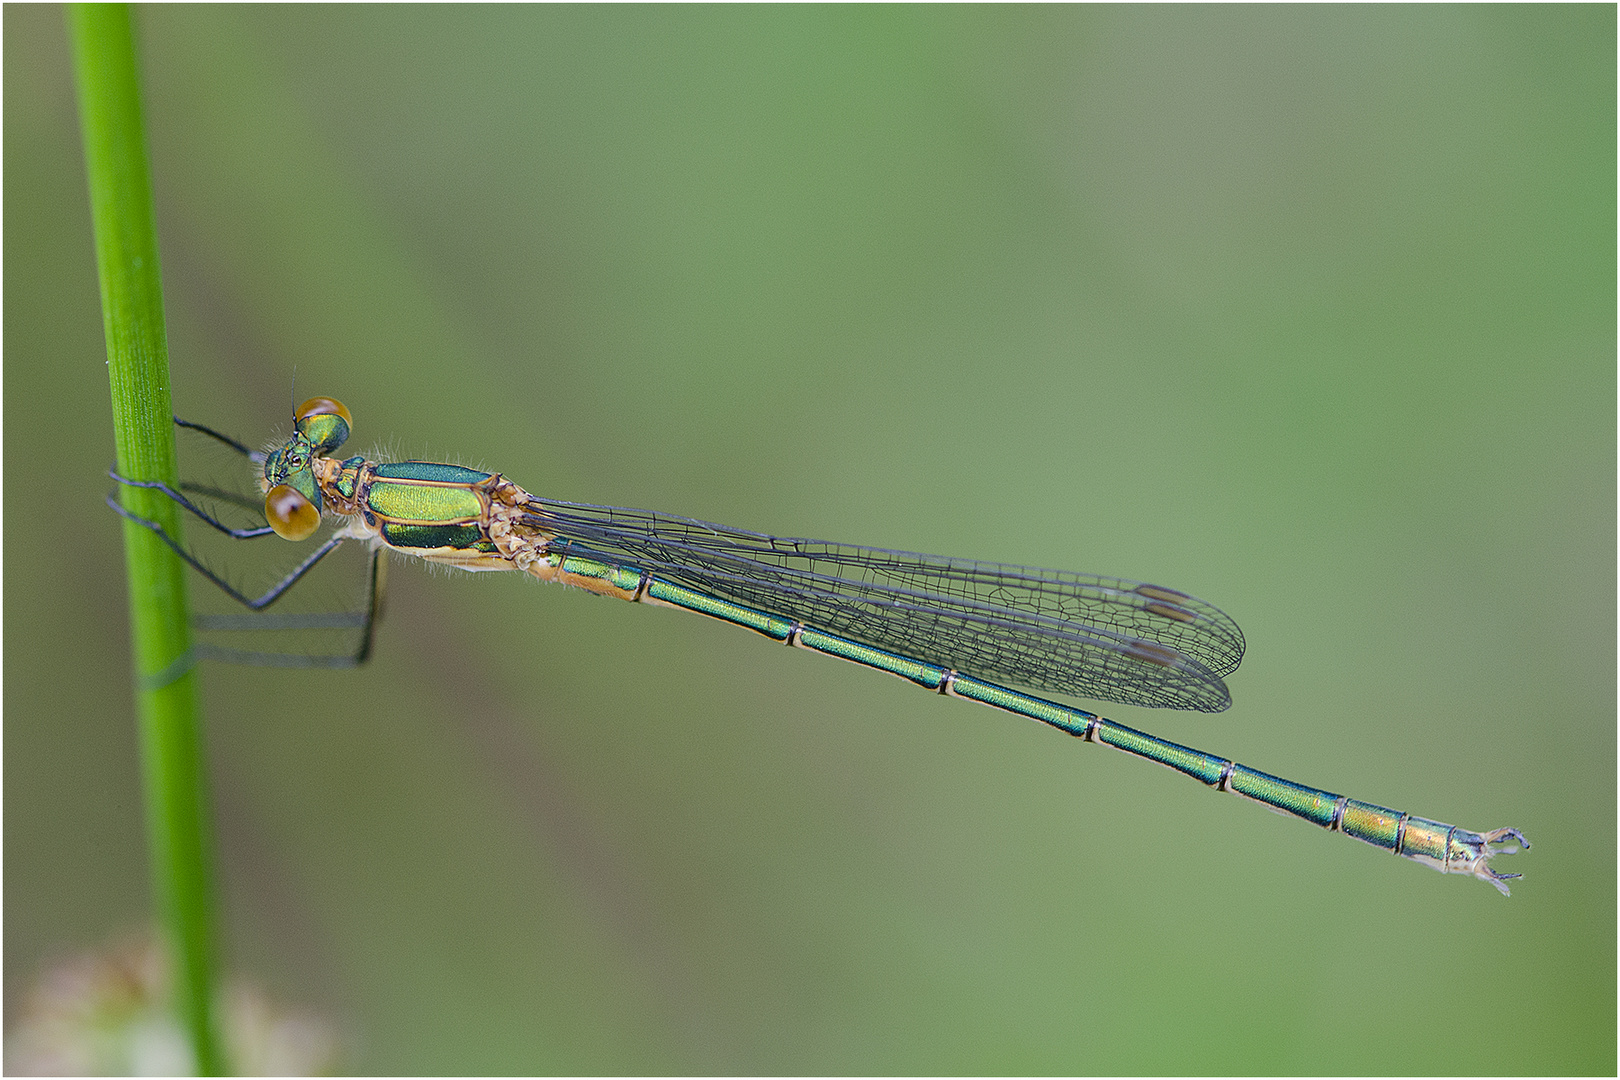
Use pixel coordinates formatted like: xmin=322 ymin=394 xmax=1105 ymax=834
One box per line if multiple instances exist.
xmin=361 ymin=463 xmax=501 ymax=554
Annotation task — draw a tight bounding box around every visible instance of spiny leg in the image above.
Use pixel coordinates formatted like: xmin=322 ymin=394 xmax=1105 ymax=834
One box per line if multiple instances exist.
xmin=351 ymin=542 xmax=386 ymax=665
xmin=110 ymin=430 xmax=333 ymax=608
xmin=176 ymin=480 xmax=266 ymax=518
xmin=174 ymin=415 xmax=265 ymax=463
xmin=190 ymin=545 xmax=387 ymax=668
xmin=169 ymin=416 xmax=271 ymax=517
xmin=109 ymin=470 xmax=275 ymax=540
xmin=106 ymin=490 xmax=347 ymax=610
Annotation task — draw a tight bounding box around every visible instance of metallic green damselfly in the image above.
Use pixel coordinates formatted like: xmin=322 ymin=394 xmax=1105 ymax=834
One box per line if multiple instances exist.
xmin=109 ymin=397 xmax=1529 ymax=893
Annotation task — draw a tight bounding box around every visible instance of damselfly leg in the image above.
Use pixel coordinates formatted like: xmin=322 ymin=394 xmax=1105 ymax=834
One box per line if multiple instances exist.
xmin=106 ymin=415 xmax=385 ymax=667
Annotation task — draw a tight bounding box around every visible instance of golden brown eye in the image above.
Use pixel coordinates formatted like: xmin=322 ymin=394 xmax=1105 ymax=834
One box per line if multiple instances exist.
xmin=264 ymin=484 xmax=320 ymax=541
xmin=294 ymin=397 xmax=352 ymax=427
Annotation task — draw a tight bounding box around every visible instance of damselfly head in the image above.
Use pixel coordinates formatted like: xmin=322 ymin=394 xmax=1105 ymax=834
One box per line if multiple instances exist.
xmin=261 ymin=434 xmax=325 ymax=540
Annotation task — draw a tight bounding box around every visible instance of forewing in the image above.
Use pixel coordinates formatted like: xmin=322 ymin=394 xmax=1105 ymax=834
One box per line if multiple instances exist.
xmin=520 ymin=498 xmax=1244 ymax=712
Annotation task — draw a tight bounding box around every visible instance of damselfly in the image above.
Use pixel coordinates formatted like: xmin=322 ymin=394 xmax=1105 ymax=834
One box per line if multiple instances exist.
xmin=109 ymin=397 xmax=1529 ymax=893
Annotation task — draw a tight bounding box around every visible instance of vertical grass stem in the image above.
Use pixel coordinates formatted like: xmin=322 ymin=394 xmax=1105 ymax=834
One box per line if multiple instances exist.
xmin=68 ymin=6 xmax=224 ymax=1073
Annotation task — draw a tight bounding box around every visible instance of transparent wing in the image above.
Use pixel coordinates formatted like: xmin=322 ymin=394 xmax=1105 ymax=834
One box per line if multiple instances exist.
xmin=518 ymin=498 xmax=1244 ymax=712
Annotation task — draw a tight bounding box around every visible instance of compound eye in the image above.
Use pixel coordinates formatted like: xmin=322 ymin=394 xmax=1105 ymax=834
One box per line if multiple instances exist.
xmin=264 ymin=484 xmax=320 ymax=541
xmin=295 ymin=397 xmax=352 ymax=427
xmin=293 ymin=397 xmax=352 ymax=454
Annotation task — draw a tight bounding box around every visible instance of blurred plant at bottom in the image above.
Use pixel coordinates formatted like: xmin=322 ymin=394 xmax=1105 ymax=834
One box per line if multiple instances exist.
xmin=5 ymin=933 xmax=340 ymax=1076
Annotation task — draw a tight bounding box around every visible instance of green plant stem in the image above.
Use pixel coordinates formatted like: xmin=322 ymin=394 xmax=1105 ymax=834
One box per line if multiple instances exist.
xmin=69 ymin=6 xmax=224 ymax=1074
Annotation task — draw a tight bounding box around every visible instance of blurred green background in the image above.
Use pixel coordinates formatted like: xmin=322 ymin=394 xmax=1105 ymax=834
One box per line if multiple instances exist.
xmin=7 ymin=5 xmax=1613 ymax=1073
